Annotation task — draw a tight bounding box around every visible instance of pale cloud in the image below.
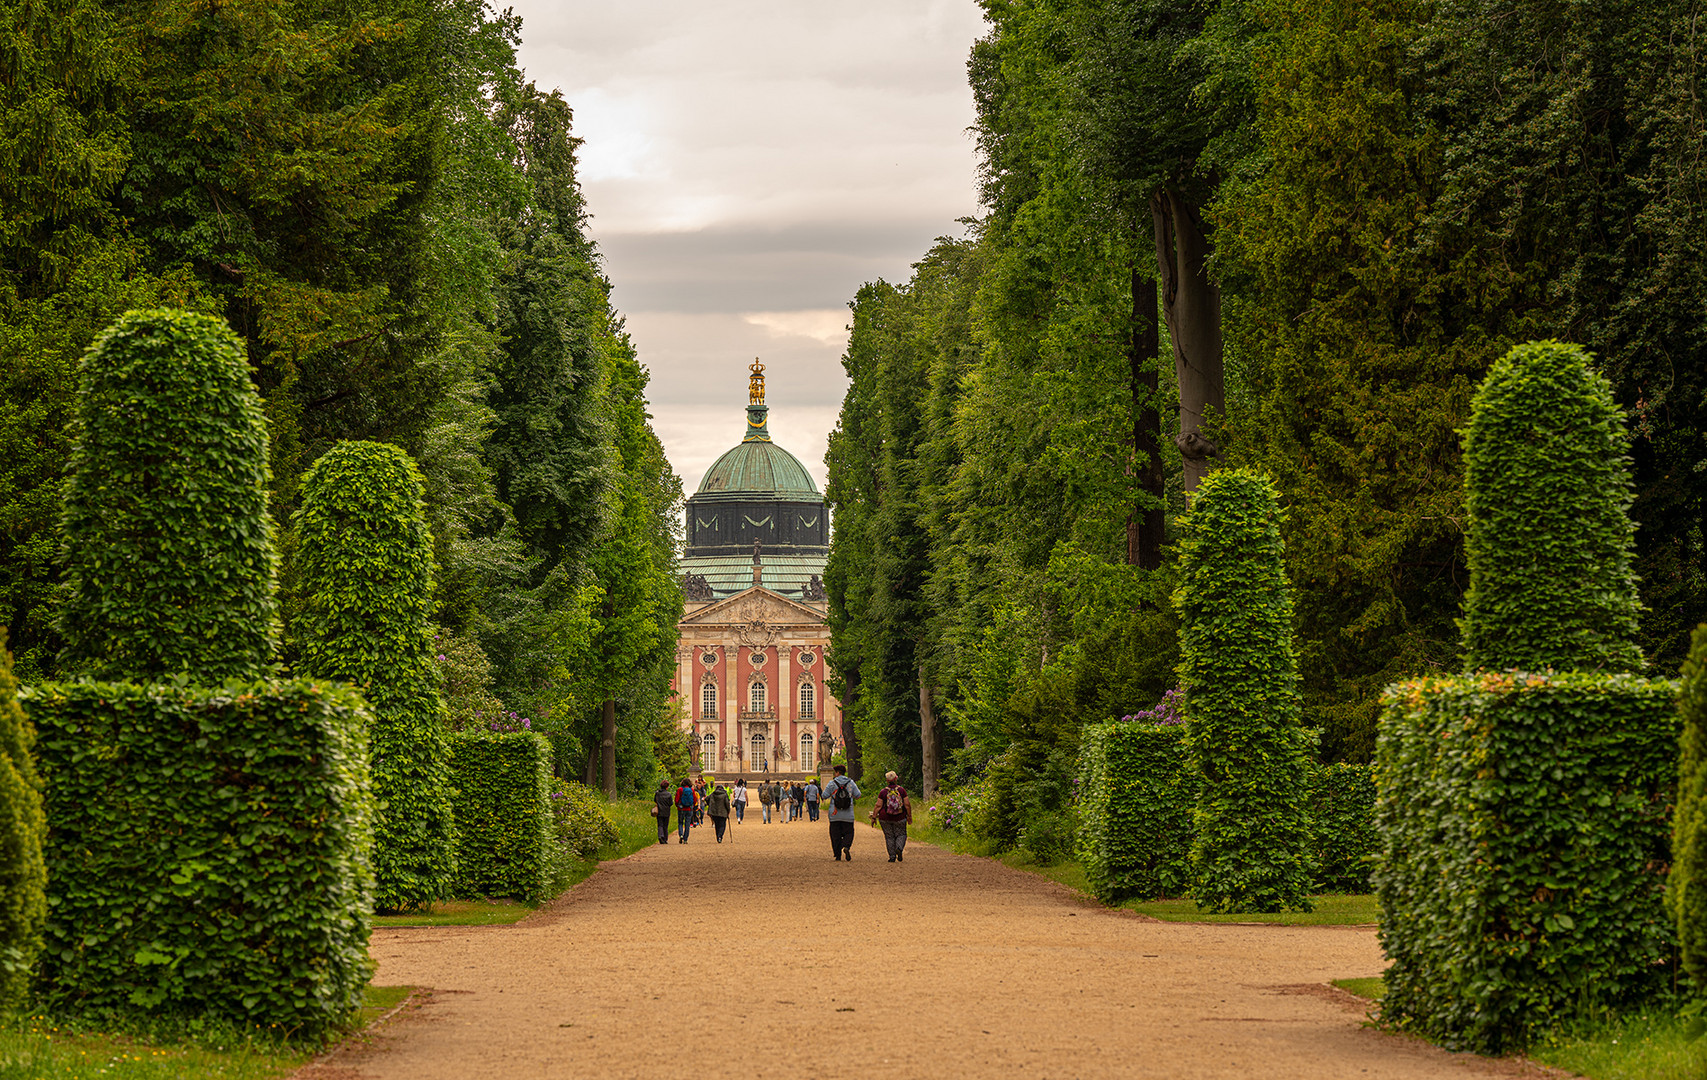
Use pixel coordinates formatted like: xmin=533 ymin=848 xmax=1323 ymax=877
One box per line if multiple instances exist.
xmin=508 ymin=0 xmax=987 ymax=495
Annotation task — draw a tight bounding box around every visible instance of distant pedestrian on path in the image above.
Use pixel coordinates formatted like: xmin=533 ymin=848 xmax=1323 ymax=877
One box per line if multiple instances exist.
xmin=824 ymin=764 xmax=861 ymax=861
xmin=876 ymin=771 xmax=912 ymax=863
xmin=653 ymin=780 xmax=673 ymax=845
xmin=759 ymin=779 xmax=774 ymax=823
xmin=804 ymin=778 xmax=821 ymax=822
xmin=674 ymin=778 xmax=695 ymax=843
xmin=707 ymin=781 xmax=732 ymax=842
xmin=732 ymin=778 xmax=748 ymax=823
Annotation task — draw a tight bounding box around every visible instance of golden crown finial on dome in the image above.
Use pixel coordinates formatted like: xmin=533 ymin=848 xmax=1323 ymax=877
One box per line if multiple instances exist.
xmin=748 ymin=358 xmax=766 ymax=405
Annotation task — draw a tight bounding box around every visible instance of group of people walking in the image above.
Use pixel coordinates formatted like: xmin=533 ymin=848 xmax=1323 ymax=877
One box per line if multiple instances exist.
xmin=652 ymin=765 xmax=913 ymax=862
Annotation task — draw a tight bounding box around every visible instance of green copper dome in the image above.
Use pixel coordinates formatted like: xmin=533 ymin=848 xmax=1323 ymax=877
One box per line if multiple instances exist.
xmin=695 ymin=360 xmax=820 ymax=496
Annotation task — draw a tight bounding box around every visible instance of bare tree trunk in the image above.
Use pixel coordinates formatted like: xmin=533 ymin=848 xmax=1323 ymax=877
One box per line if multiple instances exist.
xmin=1129 ymin=266 xmax=1165 ymax=569
xmin=583 ymin=743 xmax=597 ymax=786
xmin=919 ymin=673 xmax=940 ymax=799
xmin=1152 ymin=187 xmax=1224 ymax=492
xmin=601 ymin=697 xmax=617 ymax=798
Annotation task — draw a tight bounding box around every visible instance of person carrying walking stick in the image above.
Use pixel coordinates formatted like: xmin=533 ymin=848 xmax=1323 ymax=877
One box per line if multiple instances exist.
xmin=706 ymin=780 xmax=732 ymax=843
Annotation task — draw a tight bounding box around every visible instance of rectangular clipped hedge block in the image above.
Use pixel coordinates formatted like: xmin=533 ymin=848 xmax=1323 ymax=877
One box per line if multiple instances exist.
xmin=1076 ymin=722 xmax=1197 ymax=902
xmin=1375 ymin=673 xmax=1678 ymax=1053
xmin=1311 ymin=763 xmax=1376 ymax=893
xmin=22 ymin=680 xmax=374 ymax=1038
xmin=448 ymin=731 xmax=553 ymax=902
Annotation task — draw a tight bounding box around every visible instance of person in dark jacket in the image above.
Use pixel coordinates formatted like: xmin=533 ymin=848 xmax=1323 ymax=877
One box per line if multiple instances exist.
xmin=653 ymin=780 xmax=673 ymax=845
xmin=706 ymin=781 xmax=732 ymax=842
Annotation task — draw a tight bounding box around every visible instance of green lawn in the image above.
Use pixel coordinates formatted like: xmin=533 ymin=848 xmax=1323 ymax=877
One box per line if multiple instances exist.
xmin=1530 ymin=1012 xmax=1707 ymax=1080
xmin=1332 ymin=976 xmax=1384 ymax=1000
xmin=375 ymin=796 xmax=658 ymax=927
xmin=0 ymin=985 xmax=416 ymax=1080
xmin=1126 ymin=893 xmax=1380 ymax=926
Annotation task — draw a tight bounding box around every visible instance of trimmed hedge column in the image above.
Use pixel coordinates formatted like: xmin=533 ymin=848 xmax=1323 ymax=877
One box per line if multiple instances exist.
xmin=59 ymin=309 xmax=278 ymax=681
xmin=1173 ymin=468 xmax=1315 ymax=913
xmin=1670 ymin=625 xmax=1707 ymax=988
xmin=24 ymin=681 xmax=373 ymax=1037
xmin=293 ymin=441 xmax=454 ymax=913
xmin=1461 ymin=340 xmax=1641 ymax=672
xmin=1075 ymin=719 xmax=1197 ymax=902
xmin=0 ymin=634 xmax=44 ymax=1012
xmin=1376 ymin=674 xmax=1675 ymax=1053
xmin=449 ymin=732 xmax=554 ymax=902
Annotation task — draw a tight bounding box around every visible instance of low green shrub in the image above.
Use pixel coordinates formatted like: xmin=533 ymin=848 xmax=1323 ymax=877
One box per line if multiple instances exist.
xmin=1375 ymin=672 xmax=1678 ymax=1053
xmin=58 ymin=309 xmax=278 ymax=682
xmin=0 ymin=633 xmax=44 ymax=1013
xmin=1075 ymin=714 xmax=1197 ymax=903
xmin=927 ymin=776 xmax=990 ymax=834
xmin=1671 ymin=624 xmax=1707 ymax=989
xmin=549 ymin=780 xmax=618 ymax=860
xmin=448 ymin=731 xmax=553 ymax=902
xmin=23 ymin=680 xmax=374 ymax=1039
xmin=1310 ymin=763 xmax=1376 ymax=894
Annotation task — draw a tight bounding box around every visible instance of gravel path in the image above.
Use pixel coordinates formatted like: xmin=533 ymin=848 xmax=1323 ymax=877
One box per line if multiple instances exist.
xmin=305 ymin=815 xmax=1555 ymax=1079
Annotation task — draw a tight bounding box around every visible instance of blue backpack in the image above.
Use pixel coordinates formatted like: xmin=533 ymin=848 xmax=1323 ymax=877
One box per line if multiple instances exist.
xmin=676 ymin=786 xmax=694 ymax=809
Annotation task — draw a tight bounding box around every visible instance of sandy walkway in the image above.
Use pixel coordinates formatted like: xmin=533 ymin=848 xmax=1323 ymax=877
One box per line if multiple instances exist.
xmin=308 ymin=815 xmax=1550 ymax=1079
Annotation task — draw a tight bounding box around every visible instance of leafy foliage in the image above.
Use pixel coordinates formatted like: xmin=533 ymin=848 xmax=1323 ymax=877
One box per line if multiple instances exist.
xmin=1174 ymin=468 xmax=1314 ymax=913
xmin=0 ymin=633 xmax=44 ymax=1013
xmin=433 ymin=630 xmax=507 ymax=732
xmin=59 ymin=309 xmax=278 ymax=682
xmin=1310 ymin=763 xmax=1376 ymax=894
xmin=292 ymin=441 xmax=454 ymax=913
xmin=448 ymin=731 xmax=552 ymax=902
xmin=1460 ymin=341 xmax=1643 ymax=673
xmin=548 ymin=779 xmax=618 ymax=861
xmin=1669 ymin=624 xmax=1707 ymax=991
xmin=1375 ymin=673 xmax=1678 ymax=1053
xmin=23 ymin=680 xmax=374 ymax=1038
xmin=1075 ymin=718 xmax=1196 ymax=902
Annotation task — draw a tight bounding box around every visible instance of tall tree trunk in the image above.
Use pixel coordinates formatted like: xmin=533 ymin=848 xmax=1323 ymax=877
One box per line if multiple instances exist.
xmin=1129 ymin=266 xmax=1165 ymax=569
xmin=842 ymin=669 xmax=863 ymax=782
xmin=601 ymin=697 xmax=617 ymax=798
xmin=583 ymin=743 xmax=597 ymax=786
xmin=1152 ymin=187 xmax=1225 ymax=492
xmin=919 ymin=672 xmax=940 ymax=799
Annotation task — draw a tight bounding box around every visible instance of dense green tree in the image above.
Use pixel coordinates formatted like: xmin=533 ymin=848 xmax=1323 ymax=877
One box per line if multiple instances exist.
xmin=0 ymin=632 xmax=44 ymax=1013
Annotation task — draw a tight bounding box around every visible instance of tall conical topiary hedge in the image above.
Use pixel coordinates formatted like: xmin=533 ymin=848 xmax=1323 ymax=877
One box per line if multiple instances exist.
xmin=1460 ymin=340 xmax=1642 ymax=673
xmin=1173 ymin=467 xmax=1315 ymax=913
xmin=1670 ymin=624 xmax=1707 ymax=989
xmin=293 ymin=441 xmax=454 ymax=912
xmin=0 ymin=632 xmax=44 ymax=1013
xmin=59 ymin=309 xmax=278 ymax=681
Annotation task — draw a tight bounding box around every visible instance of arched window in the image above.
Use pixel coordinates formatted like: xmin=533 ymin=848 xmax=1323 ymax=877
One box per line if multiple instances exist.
xmin=750 ymin=732 xmax=767 ymax=770
xmin=799 ymin=732 xmax=815 ymax=771
xmin=799 ymin=681 xmax=815 ymax=719
xmin=750 ymin=681 xmax=767 ymax=713
xmin=701 ymin=732 xmax=717 ymax=771
xmin=701 ymin=683 xmax=717 ymax=720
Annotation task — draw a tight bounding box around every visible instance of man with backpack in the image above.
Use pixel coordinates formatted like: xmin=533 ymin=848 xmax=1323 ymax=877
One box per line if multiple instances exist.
xmin=653 ymin=780 xmax=673 ymax=845
xmin=876 ymin=771 xmax=913 ymax=862
xmin=674 ymin=778 xmax=696 ymax=843
xmin=759 ymin=779 xmax=775 ymax=823
xmin=823 ymin=764 xmax=861 ymax=861
xmin=804 ymin=777 xmax=821 ymax=821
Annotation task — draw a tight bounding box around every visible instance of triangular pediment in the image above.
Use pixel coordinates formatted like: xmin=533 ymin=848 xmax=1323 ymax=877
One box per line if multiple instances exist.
xmin=680 ymin=586 xmax=825 ymax=630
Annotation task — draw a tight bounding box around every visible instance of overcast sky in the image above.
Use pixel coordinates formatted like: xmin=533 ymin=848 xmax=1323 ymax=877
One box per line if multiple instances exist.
xmin=509 ymin=0 xmax=989 ymax=494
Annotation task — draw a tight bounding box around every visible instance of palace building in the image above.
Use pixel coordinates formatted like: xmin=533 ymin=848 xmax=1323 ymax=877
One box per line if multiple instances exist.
xmin=671 ymin=362 xmax=843 ymax=779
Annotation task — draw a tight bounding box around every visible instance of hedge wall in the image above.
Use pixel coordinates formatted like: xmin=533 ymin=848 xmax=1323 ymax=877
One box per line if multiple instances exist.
xmin=1174 ymin=468 xmax=1315 ymax=913
xmin=293 ymin=441 xmax=454 ymax=913
xmin=449 ymin=731 xmax=554 ymax=902
xmin=1310 ymin=763 xmax=1376 ymax=894
xmin=0 ymin=633 xmax=44 ymax=1013
xmin=1375 ymin=673 xmax=1677 ymax=1053
xmin=59 ymin=309 xmax=278 ymax=682
xmin=1075 ymin=721 xmax=1196 ymax=903
xmin=1670 ymin=624 xmax=1707 ymax=988
xmin=22 ymin=680 xmax=374 ymax=1038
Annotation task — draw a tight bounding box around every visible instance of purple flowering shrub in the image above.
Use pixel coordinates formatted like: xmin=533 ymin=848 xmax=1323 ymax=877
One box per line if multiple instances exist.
xmin=929 ymin=776 xmax=991 ymax=834
xmin=550 ymin=779 xmax=619 ymax=860
xmin=1120 ymin=687 xmax=1185 ymax=726
xmin=432 ymin=631 xmax=507 ymax=730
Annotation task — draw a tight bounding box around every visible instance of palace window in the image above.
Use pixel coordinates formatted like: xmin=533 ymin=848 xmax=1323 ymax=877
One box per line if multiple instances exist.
xmin=799 ymin=732 xmax=815 ymax=771
xmin=701 ymin=733 xmax=716 ymax=772
xmin=701 ymin=683 xmax=717 ymax=720
xmin=750 ymin=732 xmax=767 ymax=769
xmin=799 ymin=681 xmax=815 ymax=719
xmin=750 ymin=681 xmax=767 ymax=713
